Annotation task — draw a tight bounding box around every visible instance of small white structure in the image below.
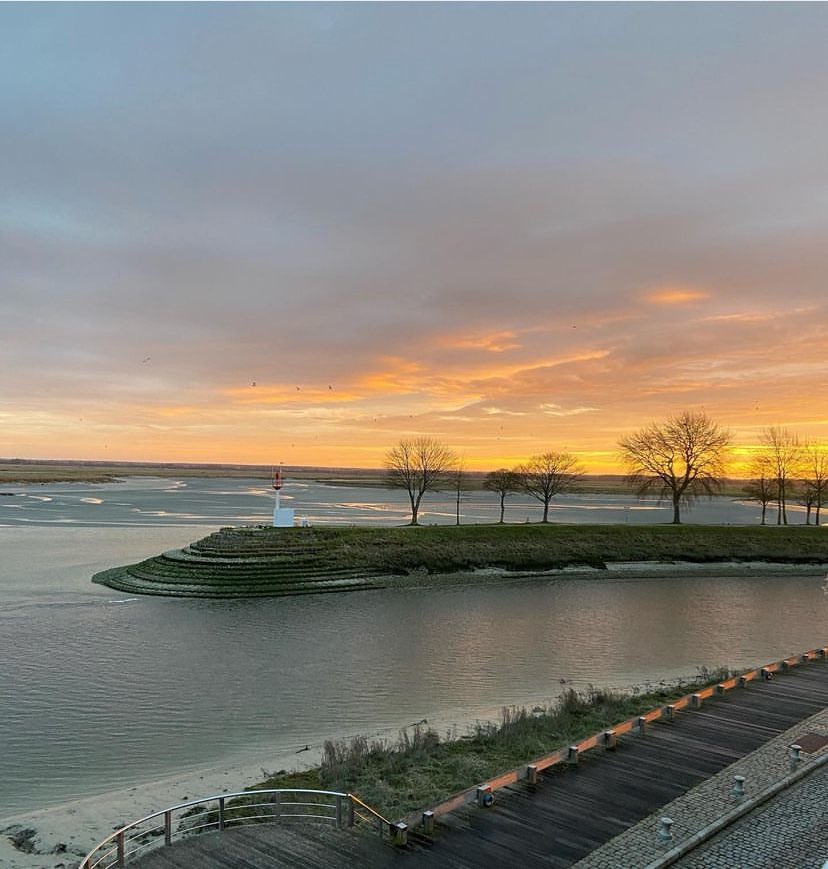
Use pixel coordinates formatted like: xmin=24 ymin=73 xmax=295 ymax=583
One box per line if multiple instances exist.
xmin=271 ymin=466 xmax=295 ymax=528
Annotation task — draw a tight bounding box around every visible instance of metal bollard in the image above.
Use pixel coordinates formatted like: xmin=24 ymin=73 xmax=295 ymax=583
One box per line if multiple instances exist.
xmin=790 ymin=744 xmax=802 ymax=767
xmin=691 ymin=693 xmax=703 ymax=709
xmin=658 ymin=817 xmax=674 ymax=843
xmin=638 ymin=716 xmax=649 ymax=735
xmin=733 ymin=775 xmax=746 ymax=800
xmin=422 ymin=810 xmax=435 ymax=835
xmin=527 ymin=764 xmax=538 ymax=785
xmin=567 ymin=745 xmax=579 ymax=765
xmin=665 ymin=704 xmax=676 ymax=722
xmin=604 ymin=730 xmax=617 ymax=750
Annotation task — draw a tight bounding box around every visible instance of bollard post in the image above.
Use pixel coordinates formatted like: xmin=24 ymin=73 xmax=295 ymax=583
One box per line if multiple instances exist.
xmin=658 ymin=817 xmax=674 ymax=843
xmin=716 ymin=683 xmax=726 ymax=695
xmin=604 ymin=730 xmax=617 ymax=750
xmin=567 ymin=745 xmax=579 ymax=765
xmin=422 ymin=810 xmax=435 ymax=835
xmin=790 ymin=744 xmax=802 ymax=769
xmin=527 ymin=764 xmax=538 ymax=785
xmin=761 ymin=668 xmax=772 ymax=681
xmin=638 ymin=716 xmax=648 ymax=735
xmin=691 ymin=693 xmax=703 ymax=709
xmin=819 ymin=648 xmax=828 ymax=659
xmin=732 ymin=775 xmax=745 ymax=800
xmin=665 ymin=705 xmax=676 ymax=722
xmin=738 ymin=675 xmax=748 ymax=688
xmin=393 ymin=822 xmax=408 ymax=846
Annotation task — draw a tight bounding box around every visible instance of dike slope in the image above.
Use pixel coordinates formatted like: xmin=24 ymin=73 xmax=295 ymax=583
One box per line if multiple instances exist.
xmin=92 ymin=524 xmax=828 ymax=599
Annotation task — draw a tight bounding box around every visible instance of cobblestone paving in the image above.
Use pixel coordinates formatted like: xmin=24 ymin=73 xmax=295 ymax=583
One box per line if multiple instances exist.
xmin=675 ymin=763 xmax=828 ymax=868
xmin=573 ymin=708 xmax=828 ymax=869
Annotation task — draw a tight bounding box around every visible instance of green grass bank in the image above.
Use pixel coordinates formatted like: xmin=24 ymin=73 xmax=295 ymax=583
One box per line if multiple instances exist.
xmin=92 ymin=523 xmax=828 ymax=598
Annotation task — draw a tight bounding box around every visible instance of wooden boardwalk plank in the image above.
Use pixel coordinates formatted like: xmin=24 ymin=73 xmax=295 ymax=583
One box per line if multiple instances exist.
xmin=132 ymin=660 xmax=828 ymax=868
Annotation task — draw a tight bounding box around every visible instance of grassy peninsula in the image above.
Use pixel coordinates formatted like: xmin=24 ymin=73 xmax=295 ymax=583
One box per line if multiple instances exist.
xmin=92 ymin=523 xmax=828 ymax=598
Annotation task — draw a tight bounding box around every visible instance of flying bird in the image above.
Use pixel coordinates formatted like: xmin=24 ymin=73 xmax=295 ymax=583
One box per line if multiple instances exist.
xmin=141 ymin=356 xmax=151 ymax=363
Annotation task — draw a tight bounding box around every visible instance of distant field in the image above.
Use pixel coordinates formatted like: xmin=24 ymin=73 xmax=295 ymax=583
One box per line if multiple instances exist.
xmin=0 ymin=458 xmax=751 ymax=496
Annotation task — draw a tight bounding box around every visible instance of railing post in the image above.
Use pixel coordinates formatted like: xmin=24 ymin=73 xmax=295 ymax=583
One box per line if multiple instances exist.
xmin=164 ymin=810 xmax=172 ymax=846
xmin=393 ymin=821 xmax=408 ymax=846
xmin=275 ymin=791 xmax=281 ymax=819
xmin=219 ymin=797 xmax=226 ymax=831
xmin=336 ymin=794 xmax=343 ymax=828
xmin=117 ymin=830 xmax=125 ymax=867
xmin=347 ymin=795 xmax=354 ymax=827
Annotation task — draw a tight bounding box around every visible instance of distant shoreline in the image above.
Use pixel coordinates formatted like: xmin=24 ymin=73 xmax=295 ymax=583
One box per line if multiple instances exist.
xmin=0 ymin=458 xmax=754 ymax=497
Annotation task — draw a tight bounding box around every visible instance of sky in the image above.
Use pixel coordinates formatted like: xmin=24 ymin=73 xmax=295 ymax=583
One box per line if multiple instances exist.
xmin=2 ymin=3 xmax=827 ymax=473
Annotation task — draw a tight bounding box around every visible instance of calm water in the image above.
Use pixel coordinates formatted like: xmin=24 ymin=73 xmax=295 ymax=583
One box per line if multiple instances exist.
xmin=1 ymin=478 xmax=825 ymax=817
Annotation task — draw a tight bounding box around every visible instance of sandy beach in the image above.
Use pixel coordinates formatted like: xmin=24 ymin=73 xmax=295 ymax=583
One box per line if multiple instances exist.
xmin=0 ymin=746 xmax=321 ymax=869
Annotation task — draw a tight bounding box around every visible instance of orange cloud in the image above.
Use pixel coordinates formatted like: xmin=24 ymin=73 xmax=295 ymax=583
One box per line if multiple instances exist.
xmin=443 ymin=330 xmax=522 ymax=353
xmin=646 ymin=287 xmax=711 ymax=305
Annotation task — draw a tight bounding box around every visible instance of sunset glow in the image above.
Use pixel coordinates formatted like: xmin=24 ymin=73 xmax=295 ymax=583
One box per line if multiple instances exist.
xmin=2 ymin=4 xmax=827 ymax=474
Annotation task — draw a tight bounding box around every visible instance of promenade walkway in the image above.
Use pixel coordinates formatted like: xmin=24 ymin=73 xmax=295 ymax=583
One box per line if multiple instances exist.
xmin=133 ymin=659 xmax=828 ymax=868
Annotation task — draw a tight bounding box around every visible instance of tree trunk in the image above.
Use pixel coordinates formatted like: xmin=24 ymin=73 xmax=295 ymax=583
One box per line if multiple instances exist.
xmin=409 ymin=492 xmax=419 ymax=525
xmin=817 ymin=504 xmax=822 ymax=526
xmin=499 ymin=494 xmax=505 ymax=524
xmin=542 ymin=500 xmax=550 ymax=523
xmin=805 ymin=504 xmax=812 ymax=525
xmin=760 ymin=503 xmax=766 ymax=525
xmin=672 ymin=495 xmax=681 ymax=524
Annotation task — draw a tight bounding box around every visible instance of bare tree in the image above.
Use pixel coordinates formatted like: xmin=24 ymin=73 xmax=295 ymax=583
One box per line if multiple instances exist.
xmin=760 ymin=427 xmax=801 ymax=525
xmin=618 ymin=411 xmax=731 ymax=524
xmin=484 ymin=468 xmax=522 ymax=523
xmin=517 ymin=451 xmax=584 ymax=523
xmin=453 ymin=457 xmax=467 ymax=526
xmin=802 ymin=443 xmax=828 ymax=526
xmin=385 ymin=437 xmax=456 ymax=526
xmin=743 ymin=455 xmax=777 ymax=526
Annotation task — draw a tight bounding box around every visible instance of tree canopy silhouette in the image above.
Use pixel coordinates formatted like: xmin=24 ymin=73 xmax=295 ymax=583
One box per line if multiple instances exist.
xmin=618 ymin=411 xmax=731 ymax=524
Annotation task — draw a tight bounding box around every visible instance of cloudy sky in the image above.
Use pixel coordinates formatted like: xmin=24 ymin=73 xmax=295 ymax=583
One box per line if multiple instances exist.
xmin=2 ymin=3 xmax=827 ymax=471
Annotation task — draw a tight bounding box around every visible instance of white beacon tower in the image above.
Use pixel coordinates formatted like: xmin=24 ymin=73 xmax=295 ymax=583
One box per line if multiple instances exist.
xmin=272 ymin=466 xmax=295 ymax=527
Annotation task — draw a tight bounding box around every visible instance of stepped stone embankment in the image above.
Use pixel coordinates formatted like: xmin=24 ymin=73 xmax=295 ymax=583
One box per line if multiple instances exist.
xmin=92 ymin=526 xmax=388 ymax=598
xmin=92 ymin=523 xmax=828 ymax=599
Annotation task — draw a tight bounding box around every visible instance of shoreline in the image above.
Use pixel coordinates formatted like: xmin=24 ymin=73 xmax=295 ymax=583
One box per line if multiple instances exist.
xmin=0 ymin=748 xmax=324 ymax=869
xmin=382 ymin=559 xmax=828 ymax=591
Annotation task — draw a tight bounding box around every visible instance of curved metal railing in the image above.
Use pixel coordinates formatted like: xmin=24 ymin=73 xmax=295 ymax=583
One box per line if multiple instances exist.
xmin=79 ymin=788 xmax=392 ymax=869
